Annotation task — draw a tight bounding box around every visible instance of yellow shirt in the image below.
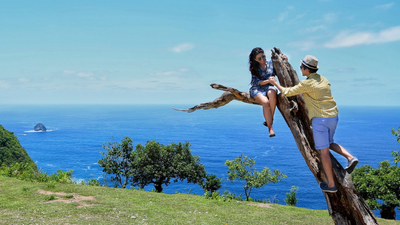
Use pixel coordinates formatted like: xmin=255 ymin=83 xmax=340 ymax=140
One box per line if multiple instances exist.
xmin=281 ymin=73 xmax=339 ymax=121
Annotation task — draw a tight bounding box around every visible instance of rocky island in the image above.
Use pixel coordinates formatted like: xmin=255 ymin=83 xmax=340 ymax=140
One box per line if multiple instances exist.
xmin=34 ymin=123 xmax=47 ymax=132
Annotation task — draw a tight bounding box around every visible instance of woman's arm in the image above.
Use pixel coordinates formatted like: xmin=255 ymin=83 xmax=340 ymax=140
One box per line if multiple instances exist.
xmin=251 ymin=75 xmax=272 ymax=86
xmin=259 ymin=79 xmax=272 ymax=86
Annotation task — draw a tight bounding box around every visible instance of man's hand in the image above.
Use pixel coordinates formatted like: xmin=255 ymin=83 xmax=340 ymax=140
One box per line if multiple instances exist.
xmin=269 ymin=76 xmax=277 ymax=85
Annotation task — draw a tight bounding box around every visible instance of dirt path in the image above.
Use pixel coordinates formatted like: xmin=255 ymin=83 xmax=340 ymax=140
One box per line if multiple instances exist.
xmin=37 ymin=189 xmax=96 ymax=208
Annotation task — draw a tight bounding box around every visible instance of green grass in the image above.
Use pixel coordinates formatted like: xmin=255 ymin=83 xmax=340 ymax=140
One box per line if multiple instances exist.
xmin=0 ymin=176 xmax=399 ymax=225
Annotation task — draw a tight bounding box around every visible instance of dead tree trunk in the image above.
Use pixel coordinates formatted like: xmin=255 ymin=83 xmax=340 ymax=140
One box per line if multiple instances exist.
xmin=174 ymin=48 xmax=378 ymax=225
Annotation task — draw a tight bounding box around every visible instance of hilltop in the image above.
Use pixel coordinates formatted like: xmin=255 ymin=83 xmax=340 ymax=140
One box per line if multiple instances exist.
xmin=1 ymin=176 xmax=399 ymax=224
xmin=0 ymin=125 xmax=37 ymax=170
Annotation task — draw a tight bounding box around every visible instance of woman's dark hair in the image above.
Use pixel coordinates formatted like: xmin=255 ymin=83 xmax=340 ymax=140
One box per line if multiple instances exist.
xmin=249 ymin=47 xmax=264 ymax=79
xmin=302 ymin=64 xmax=319 ymax=73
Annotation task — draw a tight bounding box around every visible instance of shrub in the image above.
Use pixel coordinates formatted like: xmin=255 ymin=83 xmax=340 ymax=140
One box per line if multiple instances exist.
xmin=285 ymin=186 xmax=299 ymax=206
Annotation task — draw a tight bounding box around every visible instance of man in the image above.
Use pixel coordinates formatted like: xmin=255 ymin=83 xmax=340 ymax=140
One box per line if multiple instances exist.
xmin=269 ymin=55 xmax=358 ymax=193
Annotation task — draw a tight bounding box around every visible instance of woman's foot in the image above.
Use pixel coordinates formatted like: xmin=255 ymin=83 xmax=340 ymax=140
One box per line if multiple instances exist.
xmin=269 ymin=128 xmax=275 ymax=137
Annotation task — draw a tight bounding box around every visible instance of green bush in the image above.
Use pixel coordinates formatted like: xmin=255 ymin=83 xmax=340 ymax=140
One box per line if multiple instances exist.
xmin=201 ymin=174 xmax=222 ymax=194
xmin=285 ymin=186 xmax=299 ymax=206
xmin=204 ymin=190 xmax=243 ymax=202
xmin=0 ymin=162 xmax=74 ymax=184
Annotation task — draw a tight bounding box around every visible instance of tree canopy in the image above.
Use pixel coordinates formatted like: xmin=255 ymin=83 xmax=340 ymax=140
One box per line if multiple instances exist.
xmin=99 ymin=137 xmax=135 ymax=188
xmin=225 ymin=154 xmax=286 ymax=201
xmin=132 ymin=140 xmax=206 ymax=192
xmin=352 ymin=126 xmax=400 ymax=220
xmin=99 ymin=137 xmax=207 ymax=192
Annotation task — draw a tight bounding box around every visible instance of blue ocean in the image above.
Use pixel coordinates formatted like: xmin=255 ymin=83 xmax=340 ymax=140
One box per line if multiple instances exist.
xmin=1 ymin=104 xmax=400 ymax=219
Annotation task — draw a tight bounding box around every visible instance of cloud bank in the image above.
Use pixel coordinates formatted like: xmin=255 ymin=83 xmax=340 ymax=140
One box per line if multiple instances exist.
xmin=324 ymin=26 xmax=400 ymax=48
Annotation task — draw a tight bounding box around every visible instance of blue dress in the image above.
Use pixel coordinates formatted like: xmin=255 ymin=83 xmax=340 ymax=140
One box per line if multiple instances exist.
xmin=249 ymin=60 xmax=278 ymax=97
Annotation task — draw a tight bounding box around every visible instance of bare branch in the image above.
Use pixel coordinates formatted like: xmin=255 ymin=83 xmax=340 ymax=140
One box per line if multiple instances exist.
xmin=173 ymin=83 xmax=259 ymax=113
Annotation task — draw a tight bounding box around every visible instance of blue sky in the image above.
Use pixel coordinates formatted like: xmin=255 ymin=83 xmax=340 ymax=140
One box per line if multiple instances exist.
xmin=1 ymin=1 xmax=399 ymax=106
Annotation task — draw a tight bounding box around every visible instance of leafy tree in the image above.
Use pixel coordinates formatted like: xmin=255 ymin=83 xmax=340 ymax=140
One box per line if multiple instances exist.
xmin=132 ymin=140 xmax=206 ymax=192
xmin=98 ymin=137 xmax=135 ymax=188
xmin=225 ymin=154 xmax=287 ymax=201
xmin=99 ymin=137 xmax=207 ymax=192
xmin=352 ymin=126 xmax=400 ymax=220
xmin=285 ymin=186 xmax=299 ymax=206
xmin=352 ymin=158 xmax=400 ymax=219
xmin=201 ymin=174 xmax=222 ymax=195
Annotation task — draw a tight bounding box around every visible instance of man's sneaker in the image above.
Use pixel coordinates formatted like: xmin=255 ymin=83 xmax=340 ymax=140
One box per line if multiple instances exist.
xmin=345 ymin=157 xmax=359 ymax=174
xmin=319 ymin=182 xmax=337 ymax=193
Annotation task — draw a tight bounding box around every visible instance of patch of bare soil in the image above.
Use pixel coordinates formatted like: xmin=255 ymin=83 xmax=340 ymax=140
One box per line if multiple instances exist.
xmin=37 ymin=189 xmax=96 ymax=208
xmin=247 ymin=203 xmax=273 ymax=208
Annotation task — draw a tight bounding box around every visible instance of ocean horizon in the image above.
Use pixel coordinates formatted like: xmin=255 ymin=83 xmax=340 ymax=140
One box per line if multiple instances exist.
xmin=1 ymin=104 xmax=400 ymax=219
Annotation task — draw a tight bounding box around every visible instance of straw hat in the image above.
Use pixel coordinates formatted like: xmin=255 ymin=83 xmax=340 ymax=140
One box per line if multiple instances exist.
xmin=301 ymin=55 xmax=319 ymax=69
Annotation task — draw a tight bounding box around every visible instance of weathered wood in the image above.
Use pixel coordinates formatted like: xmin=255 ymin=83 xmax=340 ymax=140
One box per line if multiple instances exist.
xmin=271 ymin=47 xmax=377 ymax=225
xmin=172 ymin=84 xmax=258 ymax=113
xmin=174 ymin=48 xmax=378 ymax=224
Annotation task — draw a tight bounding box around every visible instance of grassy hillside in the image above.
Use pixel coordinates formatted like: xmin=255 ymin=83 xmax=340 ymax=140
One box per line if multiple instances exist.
xmin=1 ymin=176 xmax=399 ymax=224
xmin=0 ymin=125 xmax=37 ymax=170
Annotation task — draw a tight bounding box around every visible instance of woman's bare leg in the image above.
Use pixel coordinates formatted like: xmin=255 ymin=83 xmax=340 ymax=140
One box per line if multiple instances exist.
xmin=254 ymin=94 xmax=275 ymax=136
xmin=267 ymin=89 xmax=277 ymax=119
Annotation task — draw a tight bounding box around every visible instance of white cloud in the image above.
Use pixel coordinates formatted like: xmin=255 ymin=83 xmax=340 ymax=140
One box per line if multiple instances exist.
xmin=171 ymin=43 xmax=195 ymax=53
xmin=324 ymin=26 xmax=400 ymax=48
xmin=275 ymin=6 xmax=304 ymax=23
xmin=376 ymin=3 xmax=394 ymax=10
xmin=62 ymin=70 xmax=97 ymax=79
xmin=306 ymin=25 xmax=326 ymax=32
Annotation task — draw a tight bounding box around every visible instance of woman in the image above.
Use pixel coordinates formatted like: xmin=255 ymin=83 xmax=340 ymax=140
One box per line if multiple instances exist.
xmin=248 ymin=47 xmax=277 ymax=137
xmin=269 ymin=55 xmax=358 ymax=192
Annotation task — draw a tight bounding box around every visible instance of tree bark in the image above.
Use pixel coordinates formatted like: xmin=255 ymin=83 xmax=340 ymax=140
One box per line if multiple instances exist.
xmin=174 ymin=48 xmax=378 ymax=225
